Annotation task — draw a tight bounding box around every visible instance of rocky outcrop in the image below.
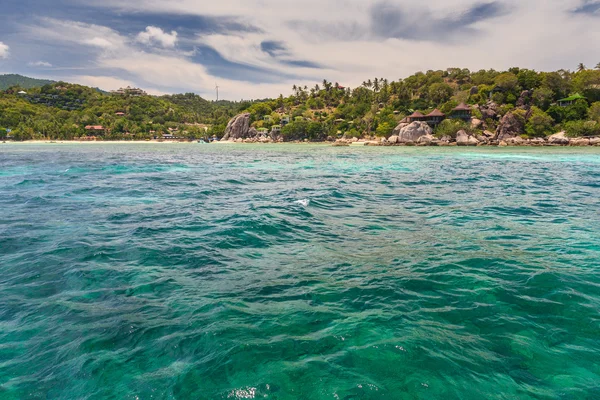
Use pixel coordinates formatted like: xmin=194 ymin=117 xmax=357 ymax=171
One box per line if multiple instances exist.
xmin=471 ymin=118 xmax=483 ymax=129
xmin=391 ymin=123 xmax=409 ymax=136
xmin=548 ymin=131 xmax=569 ymax=145
xmin=480 ymin=101 xmax=499 ymax=121
xmin=388 ymin=135 xmax=400 ymax=144
xmin=495 ymin=112 xmax=525 ymax=141
xmin=396 ymin=121 xmax=433 ymax=143
xmin=516 ymin=90 xmax=532 ymax=108
xmin=589 ymin=137 xmax=600 ymax=146
xmin=570 ymin=138 xmax=590 ymax=146
xmin=417 ymin=134 xmax=435 ymax=145
xmin=456 ymin=130 xmax=479 ymax=146
xmin=221 ymin=113 xmax=251 ymax=141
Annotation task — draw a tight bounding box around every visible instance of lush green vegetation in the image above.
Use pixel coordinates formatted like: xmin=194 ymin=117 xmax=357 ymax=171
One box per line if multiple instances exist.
xmin=2 ymin=65 xmax=600 ymax=141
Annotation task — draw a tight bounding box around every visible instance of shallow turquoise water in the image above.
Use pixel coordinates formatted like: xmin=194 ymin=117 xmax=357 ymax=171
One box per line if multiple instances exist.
xmin=1 ymin=143 xmax=600 ymax=399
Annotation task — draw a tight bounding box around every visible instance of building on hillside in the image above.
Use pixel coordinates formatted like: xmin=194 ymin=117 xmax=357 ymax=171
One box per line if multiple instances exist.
xmin=257 ymin=128 xmax=269 ymax=135
xmin=271 ymin=125 xmax=282 ymax=134
xmin=406 ymin=111 xmax=426 ymax=123
xmin=281 ymin=115 xmax=290 ymax=126
xmin=424 ymin=109 xmax=446 ymax=126
xmin=111 ymin=86 xmax=147 ymax=96
xmin=85 ymin=125 xmax=105 ymax=134
xmin=450 ymin=103 xmax=472 ymax=121
xmin=557 ymin=93 xmax=587 ymax=107
xmin=263 ymin=115 xmax=272 ymax=123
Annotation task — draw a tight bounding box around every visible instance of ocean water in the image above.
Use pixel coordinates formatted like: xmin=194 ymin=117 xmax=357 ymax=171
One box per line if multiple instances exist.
xmin=1 ymin=143 xmax=600 ymax=399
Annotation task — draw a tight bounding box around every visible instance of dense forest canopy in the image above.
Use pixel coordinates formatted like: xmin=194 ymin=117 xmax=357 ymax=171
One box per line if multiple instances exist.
xmin=2 ymin=65 xmax=600 ymax=141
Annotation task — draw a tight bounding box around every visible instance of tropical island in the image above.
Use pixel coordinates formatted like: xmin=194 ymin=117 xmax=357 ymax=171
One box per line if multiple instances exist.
xmin=2 ymin=64 xmax=600 ymax=146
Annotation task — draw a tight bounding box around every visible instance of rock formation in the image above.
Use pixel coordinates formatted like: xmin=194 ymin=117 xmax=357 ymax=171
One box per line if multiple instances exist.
xmin=221 ymin=113 xmax=251 ymax=141
xmin=548 ymin=131 xmax=569 ymax=145
xmin=480 ymin=101 xmax=499 ymax=121
xmin=495 ymin=112 xmax=525 ymax=141
xmin=395 ymin=121 xmax=433 ymax=143
xmin=456 ymin=130 xmax=479 ymax=146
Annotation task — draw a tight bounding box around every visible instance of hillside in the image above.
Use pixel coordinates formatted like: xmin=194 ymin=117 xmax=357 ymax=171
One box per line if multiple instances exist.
xmin=2 ymin=67 xmax=600 ymax=142
xmin=0 ymin=74 xmax=55 ymax=90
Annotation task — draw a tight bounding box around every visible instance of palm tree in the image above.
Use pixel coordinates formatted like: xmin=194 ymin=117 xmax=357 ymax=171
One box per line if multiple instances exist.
xmin=577 ymin=63 xmax=586 ymax=72
xmin=596 ymin=62 xmax=600 ymax=70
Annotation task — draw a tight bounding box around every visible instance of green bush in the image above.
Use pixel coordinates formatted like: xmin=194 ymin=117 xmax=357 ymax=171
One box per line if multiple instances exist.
xmin=564 ymin=120 xmax=600 ymax=137
xmin=434 ymin=119 xmax=474 ymax=138
xmin=526 ymin=107 xmax=554 ymax=137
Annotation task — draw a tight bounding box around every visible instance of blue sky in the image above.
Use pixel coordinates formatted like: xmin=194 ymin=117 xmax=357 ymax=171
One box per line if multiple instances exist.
xmin=0 ymin=0 xmax=599 ymax=99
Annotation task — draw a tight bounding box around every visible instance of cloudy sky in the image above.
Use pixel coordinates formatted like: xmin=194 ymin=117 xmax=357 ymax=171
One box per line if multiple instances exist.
xmin=0 ymin=0 xmax=599 ymax=99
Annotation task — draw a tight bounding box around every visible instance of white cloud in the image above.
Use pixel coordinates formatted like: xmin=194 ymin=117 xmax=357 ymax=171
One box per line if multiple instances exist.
xmin=136 ymin=26 xmax=178 ymax=48
xmin=28 ymin=61 xmax=53 ymax=67
xmin=0 ymin=41 xmax=9 ymax=59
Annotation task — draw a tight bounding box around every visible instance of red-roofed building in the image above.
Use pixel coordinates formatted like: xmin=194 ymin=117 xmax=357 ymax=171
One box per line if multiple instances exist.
xmin=85 ymin=125 xmax=106 ymax=134
xmin=450 ymin=103 xmax=472 ymax=121
xmin=425 ymin=109 xmax=446 ymax=126
xmin=407 ymin=111 xmax=426 ymax=123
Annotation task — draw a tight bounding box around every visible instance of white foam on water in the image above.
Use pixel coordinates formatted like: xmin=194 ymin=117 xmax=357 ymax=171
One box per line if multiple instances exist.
xmin=294 ymin=199 xmax=310 ymax=207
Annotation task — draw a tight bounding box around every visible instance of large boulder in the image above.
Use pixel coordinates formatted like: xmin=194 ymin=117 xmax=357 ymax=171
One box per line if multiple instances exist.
xmin=391 ymin=123 xmax=410 ymax=136
xmin=548 ymin=131 xmax=570 ymax=145
xmin=495 ymin=112 xmax=525 ymax=141
xmin=388 ymin=135 xmax=400 ymax=144
xmin=480 ymin=101 xmax=499 ymax=121
xmin=221 ymin=113 xmax=251 ymax=141
xmin=570 ymin=138 xmax=590 ymax=146
xmin=396 ymin=121 xmax=433 ymax=143
xmin=417 ymin=133 xmax=435 ymax=144
xmin=589 ymin=137 xmax=600 ymax=146
xmin=456 ymin=130 xmax=479 ymax=146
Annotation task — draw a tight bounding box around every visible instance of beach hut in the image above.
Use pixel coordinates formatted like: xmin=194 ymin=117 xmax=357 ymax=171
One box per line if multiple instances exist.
xmin=424 ymin=109 xmax=446 ymax=126
xmin=407 ymin=111 xmax=426 ymax=123
xmin=557 ymin=93 xmax=587 ymax=107
xmin=450 ymin=103 xmax=472 ymax=121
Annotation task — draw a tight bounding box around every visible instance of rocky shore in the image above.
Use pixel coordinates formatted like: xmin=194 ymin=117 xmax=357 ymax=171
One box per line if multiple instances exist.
xmin=221 ymin=107 xmax=600 ymax=147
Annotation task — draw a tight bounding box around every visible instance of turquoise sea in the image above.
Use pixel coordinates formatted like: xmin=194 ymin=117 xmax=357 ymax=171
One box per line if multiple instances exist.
xmin=1 ymin=143 xmax=599 ymax=399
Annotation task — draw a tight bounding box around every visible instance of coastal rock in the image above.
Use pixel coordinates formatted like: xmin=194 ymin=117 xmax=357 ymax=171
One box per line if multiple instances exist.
xmin=221 ymin=113 xmax=251 ymax=141
xmin=495 ymin=112 xmax=525 ymax=141
xmin=388 ymin=135 xmax=399 ymax=144
xmin=392 ymin=123 xmax=410 ymax=136
xmin=506 ymin=136 xmax=526 ymax=145
xmin=471 ymin=118 xmax=483 ymax=129
xmin=475 ymin=134 xmax=489 ymax=144
xmin=456 ymin=130 xmax=479 ymax=146
xmin=397 ymin=121 xmax=433 ymax=143
xmin=483 ymin=130 xmax=495 ymax=138
xmin=248 ymin=127 xmax=259 ymax=138
xmin=589 ymin=137 xmax=600 ymax=146
xmin=417 ymin=133 xmax=435 ymax=144
xmin=548 ymin=131 xmax=569 ymax=145
xmin=570 ymin=138 xmax=590 ymax=146
xmin=439 ymin=135 xmax=452 ymax=143
xmin=530 ymin=137 xmax=546 ymax=145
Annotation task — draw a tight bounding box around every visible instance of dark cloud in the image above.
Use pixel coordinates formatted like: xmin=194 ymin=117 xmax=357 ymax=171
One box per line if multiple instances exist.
xmin=571 ymin=1 xmax=600 ymax=15
xmin=370 ymin=1 xmax=507 ymax=41
xmin=260 ymin=40 xmax=324 ymax=69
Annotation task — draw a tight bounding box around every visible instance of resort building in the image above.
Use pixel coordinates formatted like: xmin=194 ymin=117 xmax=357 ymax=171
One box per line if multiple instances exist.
xmin=263 ymin=115 xmax=272 ymax=123
xmin=111 ymin=86 xmax=147 ymax=96
xmin=449 ymin=103 xmax=472 ymax=121
xmin=557 ymin=93 xmax=587 ymax=107
xmin=425 ymin=109 xmax=446 ymax=126
xmin=85 ymin=125 xmax=105 ymax=134
xmin=400 ymin=104 xmax=472 ymax=126
xmin=271 ymin=125 xmax=282 ymax=134
xmin=281 ymin=116 xmax=290 ymax=126
xmin=257 ymin=128 xmax=269 ymax=136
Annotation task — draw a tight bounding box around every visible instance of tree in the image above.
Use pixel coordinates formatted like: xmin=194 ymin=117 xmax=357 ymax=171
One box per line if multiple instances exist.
xmin=517 ymin=69 xmax=542 ymax=90
xmin=525 ymin=107 xmax=554 ymax=137
xmin=596 ymin=63 xmax=600 ymax=70
xmin=428 ymin=83 xmax=454 ymax=104
xmin=577 ymin=63 xmax=586 ymax=72
xmin=495 ymin=72 xmax=520 ymax=92
xmin=589 ymin=102 xmax=600 ymax=122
